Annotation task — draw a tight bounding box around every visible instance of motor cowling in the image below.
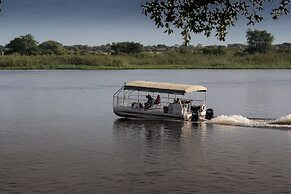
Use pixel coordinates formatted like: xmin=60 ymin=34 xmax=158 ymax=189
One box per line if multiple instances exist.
xmin=206 ymin=108 xmax=214 ymax=120
xmin=192 ymin=110 xmax=199 ymax=121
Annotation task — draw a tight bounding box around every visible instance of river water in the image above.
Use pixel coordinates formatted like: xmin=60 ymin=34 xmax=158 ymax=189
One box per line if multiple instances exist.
xmin=0 ymin=70 xmax=291 ymax=193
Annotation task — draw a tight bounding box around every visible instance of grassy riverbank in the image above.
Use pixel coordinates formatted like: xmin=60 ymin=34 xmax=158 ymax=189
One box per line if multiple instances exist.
xmin=1 ymin=52 xmax=291 ymax=69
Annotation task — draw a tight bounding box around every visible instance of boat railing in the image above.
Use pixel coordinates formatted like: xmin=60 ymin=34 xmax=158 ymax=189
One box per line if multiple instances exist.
xmin=113 ymin=88 xmax=205 ymax=113
xmin=114 ymin=95 xmax=196 ymax=115
xmin=113 ymin=95 xmax=168 ymax=109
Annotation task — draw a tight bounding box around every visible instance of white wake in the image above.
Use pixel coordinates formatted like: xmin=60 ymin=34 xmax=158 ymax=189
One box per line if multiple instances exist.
xmin=208 ymin=115 xmax=252 ymax=127
xmin=270 ymin=114 xmax=291 ymax=125
xmin=208 ymin=114 xmax=291 ymax=129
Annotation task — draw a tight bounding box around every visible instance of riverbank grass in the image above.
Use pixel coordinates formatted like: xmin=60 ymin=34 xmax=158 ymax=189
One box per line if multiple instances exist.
xmin=1 ymin=52 xmax=291 ymax=69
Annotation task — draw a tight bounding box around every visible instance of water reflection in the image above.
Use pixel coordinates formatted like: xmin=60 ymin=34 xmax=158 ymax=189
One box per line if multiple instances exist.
xmin=1 ymin=70 xmax=291 ymax=193
xmin=113 ymin=119 xmax=212 ymax=142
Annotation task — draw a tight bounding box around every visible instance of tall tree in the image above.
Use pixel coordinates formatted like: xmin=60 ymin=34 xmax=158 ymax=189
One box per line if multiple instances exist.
xmin=111 ymin=42 xmax=143 ymax=55
xmin=6 ymin=34 xmax=39 ymax=55
xmin=39 ymin=40 xmax=65 ymax=55
xmin=246 ymin=29 xmax=274 ymax=53
xmin=142 ymin=0 xmax=290 ymax=45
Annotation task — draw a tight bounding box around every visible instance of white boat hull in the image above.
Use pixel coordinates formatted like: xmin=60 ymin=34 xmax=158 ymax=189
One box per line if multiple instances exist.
xmin=113 ymin=107 xmax=194 ymax=121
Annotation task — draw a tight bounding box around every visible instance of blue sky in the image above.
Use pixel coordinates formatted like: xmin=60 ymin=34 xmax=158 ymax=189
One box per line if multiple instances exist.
xmin=0 ymin=0 xmax=290 ymax=46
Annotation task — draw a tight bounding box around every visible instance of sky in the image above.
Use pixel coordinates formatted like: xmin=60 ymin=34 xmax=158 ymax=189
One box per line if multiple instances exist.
xmin=0 ymin=0 xmax=291 ymax=46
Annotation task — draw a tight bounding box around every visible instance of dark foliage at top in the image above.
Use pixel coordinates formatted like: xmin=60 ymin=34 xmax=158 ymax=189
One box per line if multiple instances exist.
xmin=142 ymin=0 xmax=290 ymax=45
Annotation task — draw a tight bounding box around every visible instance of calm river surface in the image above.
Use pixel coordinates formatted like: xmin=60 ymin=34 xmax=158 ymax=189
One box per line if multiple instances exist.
xmin=0 ymin=70 xmax=291 ymax=193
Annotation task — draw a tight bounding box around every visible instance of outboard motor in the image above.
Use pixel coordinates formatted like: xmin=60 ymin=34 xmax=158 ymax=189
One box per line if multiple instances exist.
xmin=192 ymin=109 xmax=199 ymax=121
xmin=206 ymin=108 xmax=214 ymax=120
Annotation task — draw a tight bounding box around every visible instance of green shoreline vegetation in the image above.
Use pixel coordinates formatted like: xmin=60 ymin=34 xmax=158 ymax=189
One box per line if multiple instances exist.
xmin=1 ymin=32 xmax=291 ymax=70
xmin=1 ymin=52 xmax=291 ymax=70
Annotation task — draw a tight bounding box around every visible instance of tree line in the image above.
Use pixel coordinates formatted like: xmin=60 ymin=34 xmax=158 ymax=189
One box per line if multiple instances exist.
xmin=1 ymin=34 xmax=144 ymax=56
xmin=1 ymin=29 xmax=291 ymax=57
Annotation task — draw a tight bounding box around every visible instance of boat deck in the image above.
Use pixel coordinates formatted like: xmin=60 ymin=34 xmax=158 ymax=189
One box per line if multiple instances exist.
xmin=113 ymin=105 xmax=189 ymax=120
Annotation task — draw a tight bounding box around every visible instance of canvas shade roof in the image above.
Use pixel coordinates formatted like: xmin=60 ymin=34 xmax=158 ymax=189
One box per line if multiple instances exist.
xmin=124 ymin=81 xmax=207 ymax=95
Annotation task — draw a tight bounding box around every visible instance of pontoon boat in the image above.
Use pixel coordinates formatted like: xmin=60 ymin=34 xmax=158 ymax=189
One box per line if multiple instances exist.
xmin=113 ymin=81 xmax=214 ymax=121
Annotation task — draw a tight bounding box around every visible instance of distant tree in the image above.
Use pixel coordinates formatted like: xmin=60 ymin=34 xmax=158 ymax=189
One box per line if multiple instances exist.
xmin=277 ymin=47 xmax=291 ymax=53
xmin=143 ymin=0 xmax=290 ymax=45
xmin=282 ymin=42 xmax=291 ymax=48
xmin=202 ymin=46 xmax=227 ymax=56
xmin=71 ymin=45 xmax=92 ymax=51
xmin=275 ymin=43 xmax=291 ymax=53
xmin=99 ymin=44 xmax=111 ymax=53
xmin=5 ymin=34 xmax=39 ymax=55
xmin=177 ymin=46 xmax=193 ymax=54
xmin=111 ymin=42 xmax=143 ymax=55
xmin=64 ymin=45 xmax=80 ymax=52
xmin=156 ymin=44 xmax=167 ymax=49
xmin=39 ymin=40 xmax=66 ymax=55
xmin=246 ymin=29 xmax=274 ymax=53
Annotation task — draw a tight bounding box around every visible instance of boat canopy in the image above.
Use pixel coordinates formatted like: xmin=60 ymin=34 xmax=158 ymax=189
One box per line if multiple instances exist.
xmin=124 ymin=81 xmax=207 ymax=95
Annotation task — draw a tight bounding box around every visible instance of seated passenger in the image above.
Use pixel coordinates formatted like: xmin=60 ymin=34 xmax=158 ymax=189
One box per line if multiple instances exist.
xmin=144 ymin=94 xmax=154 ymax=109
xmin=174 ymin=98 xmax=181 ymax=104
xmin=146 ymin=94 xmax=154 ymax=104
xmin=154 ymin=95 xmax=161 ymax=105
xmin=131 ymin=102 xmax=143 ymax=109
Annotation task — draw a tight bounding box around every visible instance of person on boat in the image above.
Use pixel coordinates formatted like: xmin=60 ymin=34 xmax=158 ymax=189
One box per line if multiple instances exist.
xmin=145 ymin=94 xmax=154 ymax=109
xmin=131 ymin=102 xmax=143 ymax=109
xmin=146 ymin=94 xmax=154 ymax=104
xmin=154 ymin=95 xmax=161 ymax=105
xmin=174 ymin=98 xmax=181 ymax=104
